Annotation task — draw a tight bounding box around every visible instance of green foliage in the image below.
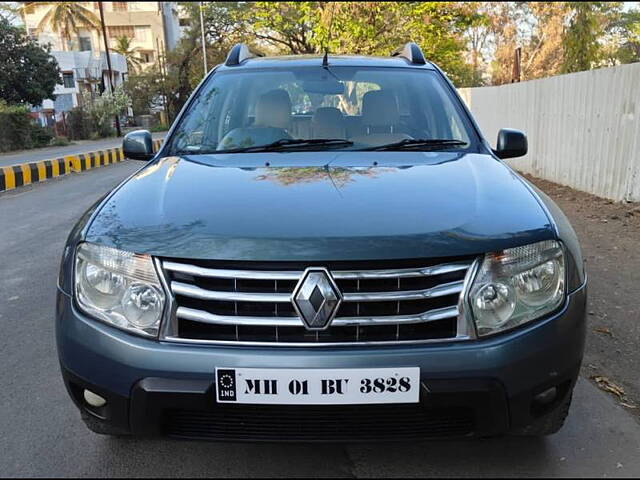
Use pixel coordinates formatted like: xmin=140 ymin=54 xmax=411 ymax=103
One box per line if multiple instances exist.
xmin=231 ymin=2 xmax=477 ymax=85
xmin=112 ymin=36 xmax=143 ymax=73
xmin=26 ymin=1 xmax=100 ymax=50
xmin=66 ymin=107 xmax=92 ymax=140
xmin=84 ymin=87 xmax=131 ymax=137
xmin=69 ymin=87 xmax=131 ymax=139
xmin=0 ymin=101 xmax=54 ymax=152
xmin=0 ymin=17 xmax=61 ymax=106
xmin=49 ymin=135 xmax=71 ymax=146
xmin=123 ymin=70 xmax=164 ymax=116
xmin=0 ymin=102 xmax=32 ymax=151
xmin=611 ymin=9 xmax=640 ymax=64
xmin=562 ymin=2 xmax=605 ymax=73
xmin=149 ymin=123 xmax=169 ymax=133
xmin=166 ymin=1 xmax=640 ymax=97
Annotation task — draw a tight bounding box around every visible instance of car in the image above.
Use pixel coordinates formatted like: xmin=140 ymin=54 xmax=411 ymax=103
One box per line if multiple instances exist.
xmin=56 ymin=42 xmax=586 ymax=441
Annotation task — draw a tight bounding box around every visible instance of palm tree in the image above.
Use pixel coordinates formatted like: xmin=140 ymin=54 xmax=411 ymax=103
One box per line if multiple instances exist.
xmin=22 ymin=2 xmax=100 ymax=51
xmin=112 ymin=35 xmax=143 ymax=73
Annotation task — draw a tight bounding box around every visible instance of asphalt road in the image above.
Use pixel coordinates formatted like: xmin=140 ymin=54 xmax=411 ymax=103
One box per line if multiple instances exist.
xmin=0 ymin=132 xmax=166 ymax=167
xmin=1 ymin=161 xmax=640 ymax=477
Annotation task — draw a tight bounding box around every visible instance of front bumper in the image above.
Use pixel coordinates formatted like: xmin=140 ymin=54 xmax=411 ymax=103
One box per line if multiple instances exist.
xmin=56 ymin=283 xmax=587 ymax=441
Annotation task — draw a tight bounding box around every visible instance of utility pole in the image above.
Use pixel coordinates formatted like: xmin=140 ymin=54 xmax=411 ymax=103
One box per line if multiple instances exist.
xmin=200 ymin=1 xmax=207 ymax=77
xmin=156 ymin=37 xmax=170 ymax=124
xmin=511 ymin=47 xmax=522 ymax=83
xmin=98 ymin=2 xmax=122 ymax=136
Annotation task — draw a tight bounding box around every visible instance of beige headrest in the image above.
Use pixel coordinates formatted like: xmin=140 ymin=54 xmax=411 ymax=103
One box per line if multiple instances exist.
xmin=311 ymin=107 xmax=345 ymax=138
xmin=254 ymin=89 xmax=292 ymax=129
xmin=362 ymin=90 xmax=400 ymax=127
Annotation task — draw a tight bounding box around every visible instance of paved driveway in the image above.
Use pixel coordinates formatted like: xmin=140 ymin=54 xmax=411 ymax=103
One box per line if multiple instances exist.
xmin=1 ymin=162 xmax=639 ymax=477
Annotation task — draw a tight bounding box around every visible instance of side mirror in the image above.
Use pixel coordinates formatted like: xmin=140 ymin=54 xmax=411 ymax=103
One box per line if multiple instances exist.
xmin=494 ymin=128 xmax=527 ymax=159
xmin=123 ymin=130 xmax=154 ymax=161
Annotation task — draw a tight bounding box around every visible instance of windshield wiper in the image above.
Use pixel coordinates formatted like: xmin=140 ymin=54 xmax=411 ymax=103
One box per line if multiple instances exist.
xmin=359 ymin=138 xmax=468 ymax=151
xmin=215 ymin=138 xmax=354 ymax=153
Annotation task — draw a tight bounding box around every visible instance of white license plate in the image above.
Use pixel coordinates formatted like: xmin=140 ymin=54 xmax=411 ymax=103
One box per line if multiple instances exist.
xmin=215 ymin=367 xmax=420 ymax=405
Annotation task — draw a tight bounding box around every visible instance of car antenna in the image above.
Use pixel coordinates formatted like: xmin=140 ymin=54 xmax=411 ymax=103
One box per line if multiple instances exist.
xmin=321 ymin=3 xmax=337 ymax=69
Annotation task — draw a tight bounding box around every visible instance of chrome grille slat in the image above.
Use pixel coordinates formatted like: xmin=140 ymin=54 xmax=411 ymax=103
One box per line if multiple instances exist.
xmin=342 ymin=280 xmax=464 ymax=302
xmin=171 ymin=279 xmax=464 ymax=303
xmin=163 ymin=261 xmax=472 ymax=281
xmin=176 ymin=305 xmax=458 ymax=327
xmin=161 ymin=257 xmax=478 ymax=346
xmin=172 ymin=281 xmax=290 ymax=302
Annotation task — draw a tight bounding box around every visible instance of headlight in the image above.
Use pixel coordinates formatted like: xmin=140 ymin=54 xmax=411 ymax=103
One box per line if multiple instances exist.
xmin=74 ymin=242 xmax=165 ymax=337
xmin=469 ymin=240 xmax=565 ymax=336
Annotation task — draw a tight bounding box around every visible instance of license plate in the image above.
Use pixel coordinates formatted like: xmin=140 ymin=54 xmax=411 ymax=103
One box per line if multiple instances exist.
xmin=215 ymin=367 xmax=420 ymax=405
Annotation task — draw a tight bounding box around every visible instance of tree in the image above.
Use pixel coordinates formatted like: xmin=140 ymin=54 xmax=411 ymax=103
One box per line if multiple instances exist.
xmin=462 ymin=2 xmax=493 ymax=86
xmin=77 ymin=86 xmax=131 ymax=137
xmin=152 ymin=2 xmax=252 ymax=118
xmin=232 ymin=2 xmax=477 ymax=85
xmin=241 ymin=2 xmax=317 ymax=54
xmin=603 ymin=7 xmax=640 ymax=65
xmin=112 ymin=36 xmax=143 ymax=73
xmin=0 ymin=16 xmax=60 ymax=106
xmin=122 ymin=68 xmax=165 ymax=115
xmin=562 ymin=2 xmax=622 ymax=73
xmin=23 ymin=2 xmax=100 ymax=52
xmin=488 ymin=3 xmax=574 ymax=84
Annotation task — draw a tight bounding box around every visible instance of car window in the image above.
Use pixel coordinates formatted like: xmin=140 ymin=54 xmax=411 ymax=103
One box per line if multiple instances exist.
xmin=169 ymin=66 xmax=475 ymax=154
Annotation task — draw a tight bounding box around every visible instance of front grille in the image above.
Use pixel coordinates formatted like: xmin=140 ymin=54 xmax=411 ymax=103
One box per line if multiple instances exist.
xmin=163 ymin=404 xmax=475 ymax=441
xmin=160 ymin=257 xmax=477 ymax=345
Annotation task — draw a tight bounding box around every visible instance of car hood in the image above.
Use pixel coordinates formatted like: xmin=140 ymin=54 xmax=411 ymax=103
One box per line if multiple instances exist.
xmin=85 ymin=151 xmax=554 ymax=261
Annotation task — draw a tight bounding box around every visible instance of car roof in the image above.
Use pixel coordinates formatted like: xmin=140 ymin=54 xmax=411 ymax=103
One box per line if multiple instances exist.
xmin=215 ymin=54 xmax=437 ymax=72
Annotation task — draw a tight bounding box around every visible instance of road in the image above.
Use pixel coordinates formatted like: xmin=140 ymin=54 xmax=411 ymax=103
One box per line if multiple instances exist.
xmin=1 ymin=161 xmax=640 ymax=477
xmin=0 ymin=132 xmax=166 ymax=168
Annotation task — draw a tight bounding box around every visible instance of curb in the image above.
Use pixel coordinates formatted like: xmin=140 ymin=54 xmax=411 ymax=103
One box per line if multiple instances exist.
xmin=0 ymin=138 xmax=163 ymax=193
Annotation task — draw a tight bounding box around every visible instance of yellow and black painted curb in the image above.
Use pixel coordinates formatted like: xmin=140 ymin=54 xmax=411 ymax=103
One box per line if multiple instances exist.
xmin=0 ymin=138 xmax=162 ymax=193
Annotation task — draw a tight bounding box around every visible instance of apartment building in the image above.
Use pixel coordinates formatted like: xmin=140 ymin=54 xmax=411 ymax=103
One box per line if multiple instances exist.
xmin=31 ymin=50 xmax=129 ymax=128
xmin=22 ymin=2 xmax=183 ymax=70
xmin=22 ymin=2 xmax=185 ymax=124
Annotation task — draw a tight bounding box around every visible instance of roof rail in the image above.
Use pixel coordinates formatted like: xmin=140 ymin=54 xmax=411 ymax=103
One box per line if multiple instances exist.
xmin=225 ymin=43 xmax=260 ymax=67
xmin=391 ymin=42 xmax=426 ymax=65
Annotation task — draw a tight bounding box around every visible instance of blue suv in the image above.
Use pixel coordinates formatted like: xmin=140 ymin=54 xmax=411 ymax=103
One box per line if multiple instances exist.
xmin=56 ymin=43 xmax=586 ymax=441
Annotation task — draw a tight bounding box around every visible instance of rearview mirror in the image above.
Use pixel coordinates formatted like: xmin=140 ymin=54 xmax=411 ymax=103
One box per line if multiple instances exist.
xmin=123 ymin=130 xmax=154 ymax=161
xmin=494 ymin=128 xmax=527 ymax=159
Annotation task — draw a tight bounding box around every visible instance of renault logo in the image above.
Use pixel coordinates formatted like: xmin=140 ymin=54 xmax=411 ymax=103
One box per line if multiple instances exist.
xmin=291 ymin=268 xmax=342 ymax=330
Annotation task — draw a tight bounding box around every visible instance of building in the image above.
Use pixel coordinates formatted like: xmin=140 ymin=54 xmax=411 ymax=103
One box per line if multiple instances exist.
xmin=21 ymin=2 xmax=185 ymax=128
xmin=22 ymin=2 xmax=183 ymax=71
xmin=31 ymin=50 xmax=128 ymax=128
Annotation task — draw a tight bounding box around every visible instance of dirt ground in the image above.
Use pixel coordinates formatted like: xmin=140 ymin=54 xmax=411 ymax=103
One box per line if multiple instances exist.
xmin=524 ymin=174 xmax=640 ymax=416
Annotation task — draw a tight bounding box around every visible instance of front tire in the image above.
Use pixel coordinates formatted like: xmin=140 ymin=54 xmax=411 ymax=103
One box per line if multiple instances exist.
xmin=512 ymin=392 xmax=573 ymax=436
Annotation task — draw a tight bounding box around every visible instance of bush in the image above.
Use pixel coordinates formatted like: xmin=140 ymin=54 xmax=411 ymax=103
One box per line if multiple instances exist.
xmin=66 ymin=107 xmax=93 ymax=140
xmin=76 ymin=87 xmax=130 ymax=139
xmin=0 ymin=101 xmax=53 ymax=152
xmin=50 ymin=136 xmax=71 ymax=146
xmin=149 ymin=123 xmax=168 ymax=132
xmin=29 ymin=123 xmax=54 ymax=147
xmin=0 ymin=103 xmax=32 ymax=151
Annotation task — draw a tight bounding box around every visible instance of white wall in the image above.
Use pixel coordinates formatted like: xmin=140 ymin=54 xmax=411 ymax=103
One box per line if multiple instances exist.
xmin=459 ymin=62 xmax=640 ymax=202
xmin=38 ymin=51 xmax=129 ymax=112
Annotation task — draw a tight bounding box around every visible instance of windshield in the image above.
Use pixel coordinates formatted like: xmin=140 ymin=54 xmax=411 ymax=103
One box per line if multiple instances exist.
xmin=168 ymin=66 xmax=476 ymax=154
